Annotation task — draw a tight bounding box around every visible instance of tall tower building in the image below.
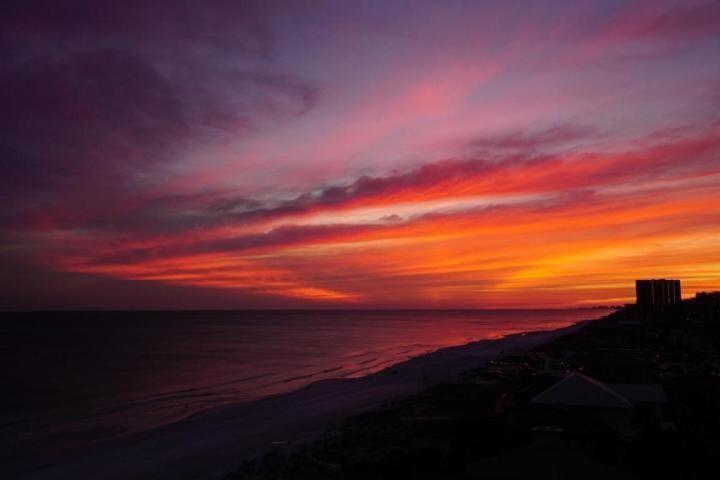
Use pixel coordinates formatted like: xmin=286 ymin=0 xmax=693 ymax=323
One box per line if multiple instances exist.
xmin=635 ymin=279 xmax=682 ymax=308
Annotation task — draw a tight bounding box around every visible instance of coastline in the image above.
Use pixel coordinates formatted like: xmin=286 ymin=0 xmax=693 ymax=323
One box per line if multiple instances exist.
xmin=13 ymin=316 xmax=605 ymax=480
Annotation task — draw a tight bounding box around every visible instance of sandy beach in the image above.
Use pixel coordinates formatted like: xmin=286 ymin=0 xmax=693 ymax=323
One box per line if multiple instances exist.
xmin=14 ymin=320 xmax=592 ymax=480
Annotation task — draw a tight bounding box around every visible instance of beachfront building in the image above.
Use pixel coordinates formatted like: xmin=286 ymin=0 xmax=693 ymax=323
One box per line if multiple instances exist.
xmin=635 ymin=279 xmax=682 ymax=308
xmin=530 ymin=372 xmax=634 ymax=436
xmin=528 ymin=372 xmax=671 ymax=438
xmin=531 ymin=372 xmax=633 ymax=409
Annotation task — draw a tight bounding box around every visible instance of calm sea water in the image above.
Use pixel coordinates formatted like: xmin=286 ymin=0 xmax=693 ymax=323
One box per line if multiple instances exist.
xmin=0 ymin=309 xmax=609 ymax=461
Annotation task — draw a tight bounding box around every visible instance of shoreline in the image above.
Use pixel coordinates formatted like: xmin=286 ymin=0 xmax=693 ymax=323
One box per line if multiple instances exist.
xmin=13 ymin=316 xmax=605 ymax=480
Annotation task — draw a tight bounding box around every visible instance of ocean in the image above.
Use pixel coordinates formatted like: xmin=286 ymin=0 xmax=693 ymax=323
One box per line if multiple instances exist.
xmin=0 ymin=308 xmax=610 ymax=464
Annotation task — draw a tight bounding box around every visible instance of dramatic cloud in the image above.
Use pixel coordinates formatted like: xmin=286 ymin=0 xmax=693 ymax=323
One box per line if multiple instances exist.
xmin=0 ymin=49 xmax=188 ymax=189
xmin=0 ymin=0 xmax=317 ymax=220
xmin=1 ymin=0 xmax=719 ymax=309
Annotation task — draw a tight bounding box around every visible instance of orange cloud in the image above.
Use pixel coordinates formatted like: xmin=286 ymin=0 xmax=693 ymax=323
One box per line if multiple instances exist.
xmin=53 ymin=127 xmax=720 ymax=307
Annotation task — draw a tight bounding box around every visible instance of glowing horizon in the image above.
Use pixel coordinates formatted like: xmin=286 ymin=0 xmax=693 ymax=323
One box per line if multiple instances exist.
xmin=2 ymin=0 xmax=719 ymax=309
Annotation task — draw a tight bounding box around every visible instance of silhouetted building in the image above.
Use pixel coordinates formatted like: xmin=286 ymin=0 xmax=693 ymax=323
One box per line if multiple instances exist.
xmin=635 ymin=279 xmax=681 ymax=308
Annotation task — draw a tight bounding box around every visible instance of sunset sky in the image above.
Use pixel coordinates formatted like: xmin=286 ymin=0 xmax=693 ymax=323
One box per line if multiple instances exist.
xmin=2 ymin=0 xmax=720 ymax=309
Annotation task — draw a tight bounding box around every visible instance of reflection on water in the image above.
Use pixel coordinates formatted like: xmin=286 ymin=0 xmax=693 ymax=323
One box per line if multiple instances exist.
xmin=0 ymin=309 xmax=610 ymax=459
